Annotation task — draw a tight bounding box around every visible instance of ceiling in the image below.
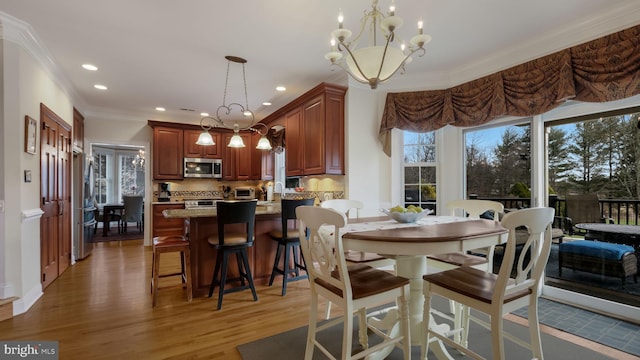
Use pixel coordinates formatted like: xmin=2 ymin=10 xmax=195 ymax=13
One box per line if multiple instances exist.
xmin=1 ymin=0 xmax=639 ymax=126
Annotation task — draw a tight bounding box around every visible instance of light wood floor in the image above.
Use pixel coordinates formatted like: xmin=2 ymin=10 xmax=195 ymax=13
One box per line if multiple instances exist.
xmin=0 ymin=240 xmax=637 ymax=359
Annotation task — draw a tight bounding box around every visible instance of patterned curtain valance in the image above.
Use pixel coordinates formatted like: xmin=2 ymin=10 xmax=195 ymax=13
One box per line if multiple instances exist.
xmin=379 ymin=24 xmax=640 ymax=156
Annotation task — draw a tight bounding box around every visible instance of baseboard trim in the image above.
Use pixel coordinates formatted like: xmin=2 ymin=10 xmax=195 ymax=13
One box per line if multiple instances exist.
xmin=12 ymin=284 xmax=43 ymax=316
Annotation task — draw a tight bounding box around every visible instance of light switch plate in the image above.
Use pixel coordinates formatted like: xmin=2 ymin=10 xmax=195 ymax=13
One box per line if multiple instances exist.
xmin=0 ymin=200 xmax=4 ymax=213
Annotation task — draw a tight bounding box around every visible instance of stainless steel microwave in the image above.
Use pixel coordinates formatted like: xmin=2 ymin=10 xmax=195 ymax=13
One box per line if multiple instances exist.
xmin=184 ymin=158 xmax=222 ymax=178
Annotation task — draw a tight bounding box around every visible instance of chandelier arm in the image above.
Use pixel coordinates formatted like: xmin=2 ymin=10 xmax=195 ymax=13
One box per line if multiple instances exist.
xmin=338 ymin=41 xmax=376 ymax=85
xmin=377 ymin=47 xmax=426 ymax=83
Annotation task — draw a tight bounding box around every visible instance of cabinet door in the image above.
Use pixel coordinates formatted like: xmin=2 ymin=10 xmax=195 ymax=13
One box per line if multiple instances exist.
xmin=153 ymin=127 xmax=183 ymax=179
xmin=302 ymin=95 xmax=325 ymax=175
xmin=324 ymin=91 xmax=345 ymax=174
xmin=222 ymin=134 xmax=236 ymax=180
xmin=72 ymin=108 xmax=84 ymax=152
xmin=285 ymin=108 xmax=303 ymax=176
xmin=236 ymin=133 xmax=252 ymax=180
xmin=184 ymin=129 xmax=221 ymax=158
xmin=250 ymin=132 xmax=263 ymax=180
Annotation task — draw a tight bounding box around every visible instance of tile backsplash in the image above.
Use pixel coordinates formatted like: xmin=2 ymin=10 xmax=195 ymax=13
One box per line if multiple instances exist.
xmin=154 ymin=175 xmax=345 ymax=204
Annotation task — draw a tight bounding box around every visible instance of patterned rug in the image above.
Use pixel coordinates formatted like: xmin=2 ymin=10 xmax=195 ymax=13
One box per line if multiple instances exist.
xmin=93 ymin=226 xmax=143 ymax=242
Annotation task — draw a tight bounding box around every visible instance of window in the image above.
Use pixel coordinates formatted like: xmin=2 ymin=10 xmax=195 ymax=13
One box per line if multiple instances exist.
xmin=93 ymin=145 xmax=145 ymax=205
xmin=465 ymin=122 xmax=531 ymax=202
xmin=403 ymin=131 xmax=436 ymax=212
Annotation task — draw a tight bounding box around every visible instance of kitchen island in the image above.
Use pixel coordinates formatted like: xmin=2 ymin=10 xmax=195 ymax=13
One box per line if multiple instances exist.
xmin=163 ymin=203 xmax=283 ymax=297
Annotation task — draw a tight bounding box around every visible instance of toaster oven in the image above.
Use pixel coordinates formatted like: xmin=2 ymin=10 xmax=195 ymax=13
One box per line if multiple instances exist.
xmin=234 ymin=187 xmax=255 ymax=200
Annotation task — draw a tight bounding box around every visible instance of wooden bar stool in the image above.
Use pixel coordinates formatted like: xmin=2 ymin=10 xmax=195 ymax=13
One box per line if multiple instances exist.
xmin=151 ymin=235 xmax=192 ymax=307
xmin=268 ymin=198 xmax=314 ymax=296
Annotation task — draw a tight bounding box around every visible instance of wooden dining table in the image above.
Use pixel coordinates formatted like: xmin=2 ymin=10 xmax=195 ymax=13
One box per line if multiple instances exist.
xmin=339 ymin=215 xmax=509 ymax=359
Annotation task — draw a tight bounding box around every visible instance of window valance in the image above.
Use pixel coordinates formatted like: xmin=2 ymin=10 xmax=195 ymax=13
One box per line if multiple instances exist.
xmin=379 ymin=24 xmax=640 ymax=155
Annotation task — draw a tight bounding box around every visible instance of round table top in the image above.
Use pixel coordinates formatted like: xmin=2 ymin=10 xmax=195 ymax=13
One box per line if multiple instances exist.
xmin=575 ymin=223 xmax=640 ymax=235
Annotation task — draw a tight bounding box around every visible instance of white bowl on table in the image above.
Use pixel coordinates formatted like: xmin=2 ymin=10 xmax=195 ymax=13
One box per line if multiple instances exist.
xmin=382 ymin=208 xmax=431 ymax=223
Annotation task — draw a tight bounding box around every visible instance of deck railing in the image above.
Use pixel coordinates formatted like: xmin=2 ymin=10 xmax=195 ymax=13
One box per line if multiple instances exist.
xmin=469 ymin=195 xmax=640 ymax=225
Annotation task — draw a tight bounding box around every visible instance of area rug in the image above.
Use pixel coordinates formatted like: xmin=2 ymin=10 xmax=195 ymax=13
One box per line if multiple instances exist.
xmin=237 ymin=298 xmax=617 ymax=360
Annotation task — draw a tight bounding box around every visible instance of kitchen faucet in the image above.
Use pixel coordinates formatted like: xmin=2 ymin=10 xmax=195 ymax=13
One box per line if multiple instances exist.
xmin=274 ymin=181 xmax=285 ymax=198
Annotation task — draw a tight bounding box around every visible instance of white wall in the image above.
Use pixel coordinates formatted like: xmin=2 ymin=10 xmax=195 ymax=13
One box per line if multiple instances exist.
xmin=1 ymin=38 xmax=75 ymax=315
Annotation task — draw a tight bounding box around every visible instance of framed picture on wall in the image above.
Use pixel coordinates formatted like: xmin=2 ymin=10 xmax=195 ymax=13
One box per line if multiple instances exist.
xmin=25 ymin=115 xmax=37 ymax=154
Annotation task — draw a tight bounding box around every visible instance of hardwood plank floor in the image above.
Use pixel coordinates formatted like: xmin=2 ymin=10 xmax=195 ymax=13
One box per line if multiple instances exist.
xmin=0 ymin=240 xmax=636 ymax=359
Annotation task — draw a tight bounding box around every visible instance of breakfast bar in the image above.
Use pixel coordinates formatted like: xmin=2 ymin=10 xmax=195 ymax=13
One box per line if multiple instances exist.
xmin=162 ymin=203 xmax=283 ymax=297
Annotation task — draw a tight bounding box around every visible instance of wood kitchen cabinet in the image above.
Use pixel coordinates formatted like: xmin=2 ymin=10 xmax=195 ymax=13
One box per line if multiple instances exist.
xmin=151 ymin=126 xmax=184 ymax=180
xmin=251 ymin=131 xmax=274 ymax=180
xmin=152 ymin=203 xmax=185 ymax=237
xmin=280 ymin=83 xmax=346 ymax=176
xmin=222 ymin=132 xmax=251 ymax=181
xmin=184 ymin=129 xmax=221 ymax=159
xmin=72 ymin=108 xmax=84 ymax=153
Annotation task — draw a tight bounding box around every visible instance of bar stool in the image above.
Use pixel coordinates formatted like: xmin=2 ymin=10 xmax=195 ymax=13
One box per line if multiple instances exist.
xmin=151 ymin=234 xmax=192 ymax=307
xmin=208 ymin=200 xmax=258 ymax=310
xmin=268 ymin=198 xmax=314 ymax=295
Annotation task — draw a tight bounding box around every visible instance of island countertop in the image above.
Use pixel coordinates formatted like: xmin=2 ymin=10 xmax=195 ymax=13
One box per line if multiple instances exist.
xmin=162 ymin=204 xmax=281 ymax=218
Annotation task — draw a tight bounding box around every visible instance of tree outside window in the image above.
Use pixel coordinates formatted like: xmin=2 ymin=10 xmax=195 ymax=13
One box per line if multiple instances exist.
xmin=403 ymin=131 xmax=436 ymax=213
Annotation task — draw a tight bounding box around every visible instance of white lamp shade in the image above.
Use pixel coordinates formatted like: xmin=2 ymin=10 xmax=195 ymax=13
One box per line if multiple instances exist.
xmin=345 ymin=46 xmax=406 ymax=83
xmin=228 ymin=133 xmax=246 ymax=148
xmin=256 ymin=136 xmax=272 ymax=150
xmin=196 ymin=131 xmax=215 ymax=146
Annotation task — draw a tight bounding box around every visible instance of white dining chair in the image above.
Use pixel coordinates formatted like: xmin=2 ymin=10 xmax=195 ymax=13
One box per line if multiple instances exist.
xmin=296 ymin=205 xmax=411 ymax=360
xmin=320 ymin=199 xmax=396 ymax=319
xmin=421 ymin=207 xmax=555 ymax=360
xmin=426 ymin=199 xmax=504 ymax=345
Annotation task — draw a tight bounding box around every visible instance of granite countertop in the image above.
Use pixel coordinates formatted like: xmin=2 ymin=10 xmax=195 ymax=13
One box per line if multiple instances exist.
xmin=162 ymin=204 xmax=281 ymax=218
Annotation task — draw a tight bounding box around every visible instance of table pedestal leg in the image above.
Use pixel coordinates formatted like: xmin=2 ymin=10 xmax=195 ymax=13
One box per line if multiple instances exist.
xmin=395 ymin=255 xmax=454 ymax=360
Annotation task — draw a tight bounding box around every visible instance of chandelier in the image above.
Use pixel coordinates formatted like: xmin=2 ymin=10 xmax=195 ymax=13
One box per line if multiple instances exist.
xmin=131 ymin=149 xmax=145 ymax=168
xmin=196 ymin=56 xmax=271 ymax=149
xmin=324 ymin=0 xmax=431 ymax=89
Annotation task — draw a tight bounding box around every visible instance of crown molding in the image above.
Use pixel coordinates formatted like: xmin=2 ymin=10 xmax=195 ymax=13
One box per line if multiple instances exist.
xmin=0 ymin=11 xmax=87 ymax=112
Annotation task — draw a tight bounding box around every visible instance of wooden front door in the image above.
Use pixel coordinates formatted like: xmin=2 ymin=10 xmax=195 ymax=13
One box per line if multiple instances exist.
xmin=40 ymin=104 xmax=72 ymax=289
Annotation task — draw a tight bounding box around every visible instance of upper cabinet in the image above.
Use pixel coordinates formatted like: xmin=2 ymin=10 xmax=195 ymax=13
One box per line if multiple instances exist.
xmin=184 ymin=129 xmax=221 ymax=159
xmin=149 ymin=122 xmax=184 ymax=180
xmin=264 ymin=83 xmax=346 ymax=176
xmin=222 ymin=133 xmax=251 ymax=181
xmin=251 ymin=131 xmax=274 ymax=180
xmin=72 ymin=108 xmax=84 ymax=153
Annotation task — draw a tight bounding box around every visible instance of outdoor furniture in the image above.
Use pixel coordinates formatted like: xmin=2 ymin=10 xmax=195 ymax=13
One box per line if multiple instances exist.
xmin=560 ymin=194 xmax=613 ymax=235
xmin=559 ymin=240 xmax=638 ymax=287
xmin=575 ymin=223 xmax=640 ymax=255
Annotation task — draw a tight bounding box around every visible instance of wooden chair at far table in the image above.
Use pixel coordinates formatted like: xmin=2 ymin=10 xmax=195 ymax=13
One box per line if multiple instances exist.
xmin=421 ymin=207 xmax=555 ymax=360
xmin=296 ymin=206 xmax=411 ymax=360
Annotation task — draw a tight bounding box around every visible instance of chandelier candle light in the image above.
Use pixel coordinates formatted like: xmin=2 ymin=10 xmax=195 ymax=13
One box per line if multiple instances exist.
xmin=325 ymin=0 xmax=431 ymax=89
xmin=196 ymin=56 xmax=272 ymax=150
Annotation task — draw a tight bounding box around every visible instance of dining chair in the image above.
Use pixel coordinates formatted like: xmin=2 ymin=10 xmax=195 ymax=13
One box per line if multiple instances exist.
xmin=151 ymin=223 xmax=192 ymax=307
xmin=426 ymin=199 xmax=503 ymax=345
xmin=268 ymin=198 xmax=314 ymax=296
xmin=120 ymin=195 xmax=144 ymax=233
xmin=208 ymin=200 xmax=258 ymax=310
xmin=320 ymin=198 xmax=396 ymax=319
xmin=296 ymin=205 xmax=411 ymax=360
xmin=421 ymin=207 xmax=555 ymax=360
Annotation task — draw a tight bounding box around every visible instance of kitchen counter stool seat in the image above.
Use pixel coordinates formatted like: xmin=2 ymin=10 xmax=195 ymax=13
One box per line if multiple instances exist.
xmin=208 ymin=200 xmax=258 ymax=310
xmin=151 ymin=235 xmax=192 ymax=307
xmin=268 ymin=198 xmax=314 ymax=296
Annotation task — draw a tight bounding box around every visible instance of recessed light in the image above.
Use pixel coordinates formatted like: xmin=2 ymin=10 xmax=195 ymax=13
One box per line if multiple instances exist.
xmin=262 ymin=102 xmax=272 ymax=106
xmin=82 ymin=64 xmax=98 ymax=71
xmin=94 ymin=84 xmax=107 ymax=90
xmin=276 ymin=86 xmax=286 ymax=92
xmin=156 ymin=107 xmax=166 ymax=112
xmin=201 ymin=112 xmax=209 ymax=116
